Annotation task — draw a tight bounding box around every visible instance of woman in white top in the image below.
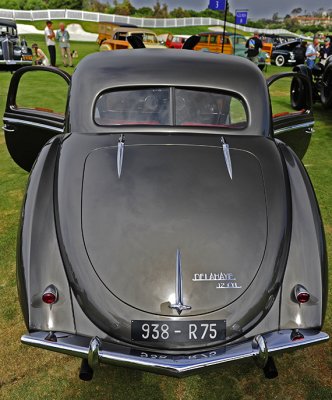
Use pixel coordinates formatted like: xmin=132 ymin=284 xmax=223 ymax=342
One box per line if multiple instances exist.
xmin=32 ymin=43 xmax=50 ymax=67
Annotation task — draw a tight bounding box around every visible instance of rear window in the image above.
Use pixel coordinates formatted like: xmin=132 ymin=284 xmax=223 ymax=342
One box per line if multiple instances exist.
xmin=94 ymin=87 xmax=247 ymax=129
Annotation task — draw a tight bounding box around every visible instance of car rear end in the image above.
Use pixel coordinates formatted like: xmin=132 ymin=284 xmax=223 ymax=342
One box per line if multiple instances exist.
xmin=17 ymin=50 xmax=328 ymax=378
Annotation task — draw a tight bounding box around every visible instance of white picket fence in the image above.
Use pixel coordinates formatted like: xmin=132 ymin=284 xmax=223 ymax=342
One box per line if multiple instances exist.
xmin=0 ymin=8 xmax=300 ymax=36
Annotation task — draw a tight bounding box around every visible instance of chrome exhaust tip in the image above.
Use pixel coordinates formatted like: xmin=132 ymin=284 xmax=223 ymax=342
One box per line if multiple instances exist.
xmin=263 ymin=356 xmax=278 ymax=379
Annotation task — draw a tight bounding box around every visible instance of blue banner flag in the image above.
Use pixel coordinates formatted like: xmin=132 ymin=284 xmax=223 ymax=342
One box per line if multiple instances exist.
xmin=235 ymin=11 xmax=248 ymax=25
xmin=208 ymin=0 xmax=226 ymax=11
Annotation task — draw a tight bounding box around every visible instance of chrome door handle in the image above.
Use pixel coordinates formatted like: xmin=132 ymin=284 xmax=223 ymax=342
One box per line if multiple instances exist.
xmin=2 ymin=125 xmax=15 ymax=133
xmin=305 ymin=128 xmax=315 ymax=134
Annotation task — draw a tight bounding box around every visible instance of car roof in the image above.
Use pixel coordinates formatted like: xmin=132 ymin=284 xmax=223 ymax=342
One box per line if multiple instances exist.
xmin=0 ymin=19 xmax=17 ymax=28
xmin=173 ymin=34 xmax=190 ymax=38
xmin=276 ymin=39 xmax=302 ymax=47
xmin=199 ymin=31 xmax=232 ymax=36
xmin=199 ymin=32 xmax=246 ymax=39
xmin=69 ymin=49 xmax=270 ymax=136
xmin=114 ymin=27 xmax=155 ymax=34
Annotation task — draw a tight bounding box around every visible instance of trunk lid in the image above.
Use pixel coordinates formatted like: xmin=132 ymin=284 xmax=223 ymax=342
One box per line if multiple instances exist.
xmin=81 ymin=141 xmax=267 ymax=316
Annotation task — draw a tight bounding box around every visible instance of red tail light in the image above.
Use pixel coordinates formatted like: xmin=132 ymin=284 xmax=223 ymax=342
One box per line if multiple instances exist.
xmin=42 ymin=285 xmax=58 ymax=304
xmin=294 ymin=285 xmax=310 ymax=304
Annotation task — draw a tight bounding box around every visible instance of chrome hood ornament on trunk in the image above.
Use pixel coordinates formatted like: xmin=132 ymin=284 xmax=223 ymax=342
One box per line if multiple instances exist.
xmin=117 ymin=134 xmax=125 ymax=178
xmin=169 ymin=249 xmax=192 ymax=315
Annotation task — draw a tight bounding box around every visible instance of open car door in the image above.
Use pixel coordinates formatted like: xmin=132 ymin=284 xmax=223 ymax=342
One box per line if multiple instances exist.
xmin=3 ymin=66 xmax=71 ymax=172
xmin=267 ymin=72 xmax=314 ymax=160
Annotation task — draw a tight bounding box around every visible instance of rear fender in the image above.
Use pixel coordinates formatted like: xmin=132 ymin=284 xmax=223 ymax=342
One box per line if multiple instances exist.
xmin=18 ymin=135 xmax=75 ymax=333
xmin=293 ymin=64 xmax=313 ymax=83
xmin=277 ymin=142 xmax=328 ymax=330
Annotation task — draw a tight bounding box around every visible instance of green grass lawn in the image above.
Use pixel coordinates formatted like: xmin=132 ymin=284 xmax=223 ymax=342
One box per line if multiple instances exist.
xmin=0 ymin=47 xmax=331 ymax=400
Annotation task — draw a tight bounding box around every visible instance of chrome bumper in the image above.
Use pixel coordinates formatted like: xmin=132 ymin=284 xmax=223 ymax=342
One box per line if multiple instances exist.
xmin=21 ymin=329 xmax=329 ymax=377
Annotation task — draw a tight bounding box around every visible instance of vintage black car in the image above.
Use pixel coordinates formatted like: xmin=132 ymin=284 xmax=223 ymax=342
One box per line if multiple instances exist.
xmin=3 ymin=49 xmax=328 ymax=380
xmin=271 ymin=39 xmax=303 ymax=67
xmin=291 ymin=56 xmax=332 ymax=109
xmin=0 ymin=19 xmax=33 ymax=71
xmin=260 ymin=33 xmax=297 ymax=46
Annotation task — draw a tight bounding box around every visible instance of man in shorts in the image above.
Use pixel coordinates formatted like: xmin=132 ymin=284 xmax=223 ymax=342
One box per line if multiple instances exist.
xmin=245 ymin=31 xmax=262 ymax=65
xmin=56 ymin=23 xmax=73 ymax=67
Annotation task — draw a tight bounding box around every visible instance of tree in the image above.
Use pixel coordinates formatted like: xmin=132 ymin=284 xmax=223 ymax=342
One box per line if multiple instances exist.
xmin=48 ymin=0 xmax=83 ymax=9
xmin=83 ymin=0 xmax=110 ymax=13
xmin=134 ymin=7 xmax=153 ymax=17
xmin=0 ymin=0 xmax=25 ymax=8
xmin=24 ymin=0 xmax=47 ymax=9
xmin=285 ymin=16 xmax=299 ymax=30
xmin=291 ymin=7 xmax=302 ymax=16
xmin=113 ymin=0 xmax=135 ymax=16
xmin=201 ymin=8 xmax=225 ymax=19
xmin=153 ymin=1 xmax=168 ymax=18
xmin=185 ymin=9 xmax=199 ymax=17
xmin=169 ymin=7 xmax=190 ymax=18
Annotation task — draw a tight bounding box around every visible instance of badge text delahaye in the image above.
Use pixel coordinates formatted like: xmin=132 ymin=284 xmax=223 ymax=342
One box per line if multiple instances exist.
xmin=192 ymin=273 xmax=242 ymax=289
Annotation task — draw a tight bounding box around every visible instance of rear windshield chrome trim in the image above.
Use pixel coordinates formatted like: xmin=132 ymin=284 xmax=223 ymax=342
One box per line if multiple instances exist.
xmin=88 ymin=126 xmax=265 ymax=137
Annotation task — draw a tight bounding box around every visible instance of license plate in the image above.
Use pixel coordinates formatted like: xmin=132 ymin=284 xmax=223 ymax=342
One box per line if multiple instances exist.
xmin=23 ymin=56 xmax=32 ymax=61
xmin=131 ymin=320 xmax=226 ymax=343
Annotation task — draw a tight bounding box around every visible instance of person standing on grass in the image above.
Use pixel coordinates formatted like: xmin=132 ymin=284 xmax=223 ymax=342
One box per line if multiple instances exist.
xmin=56 ymin=23 xmax=73 ymax=68
xmin=245 ymin=30 xmax=262 ymax=65
xmin=294 ymin=41 xmax=307 ymax=65
xmin=305 ymin=38 xmax=320 ymax=69
xmin=320 ymin=37 xmax=332 ymax=64
xmin=44 ymin=20 xmax=56 ymax=67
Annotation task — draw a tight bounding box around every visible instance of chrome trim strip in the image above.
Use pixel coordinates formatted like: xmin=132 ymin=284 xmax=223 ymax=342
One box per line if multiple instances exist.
xmin=274 ymin=121 xmax=314 ymax=135
xmin=0 ymin=61 xmax=32 ymax=65
xmin=221 ymin=136 xmax=233 ymax=180
xmin=3 ymin=117 xmax=64 ymax=133
xmin=169 ymin=249 xmax=191 ymax=315
xmin=117 ymin=134 xmax=125 ymax=178
xmin=21 ymin=330 xmax=329 ymax=377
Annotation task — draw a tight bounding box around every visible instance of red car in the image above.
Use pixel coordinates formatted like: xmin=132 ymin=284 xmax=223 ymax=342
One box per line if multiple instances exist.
xmin=166 ymin=33 xmax=190 ymax=49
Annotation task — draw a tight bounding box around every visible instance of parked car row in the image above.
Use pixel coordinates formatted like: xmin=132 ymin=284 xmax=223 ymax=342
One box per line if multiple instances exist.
xmin=0 ymin=18 xmax=321 ymax=73
xmin=96 ymin=24 xmax=311 ymax=71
